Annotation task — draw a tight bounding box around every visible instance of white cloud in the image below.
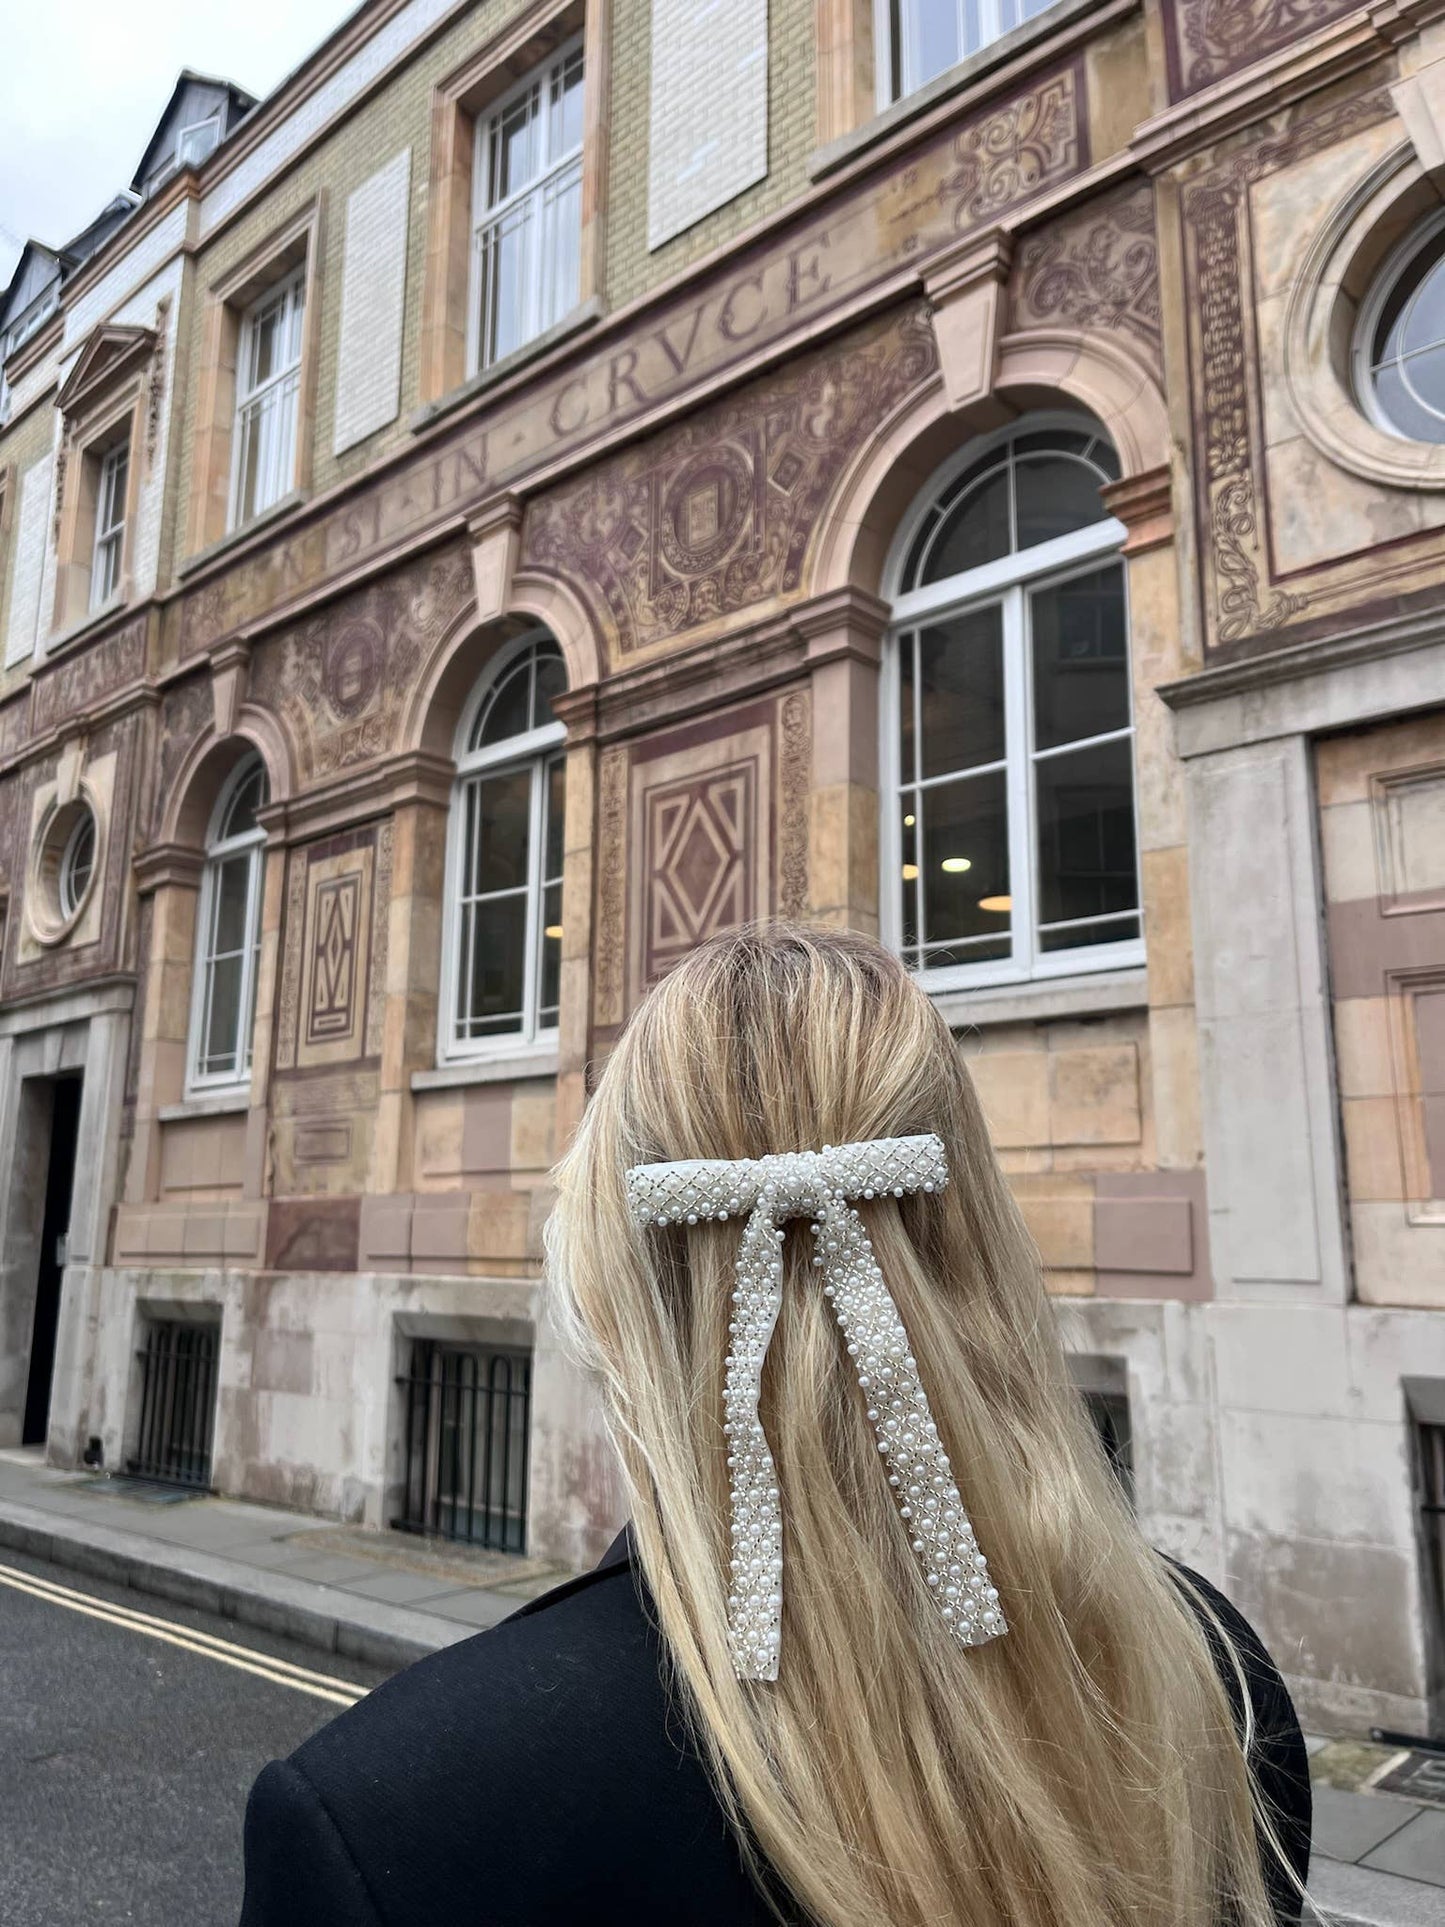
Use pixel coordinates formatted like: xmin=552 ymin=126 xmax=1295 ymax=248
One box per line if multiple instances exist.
xmin=0 ymin=0 xmax=352 ymax=283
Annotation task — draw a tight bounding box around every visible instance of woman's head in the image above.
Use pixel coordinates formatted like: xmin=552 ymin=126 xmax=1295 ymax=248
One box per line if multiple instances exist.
xmin=547 ymin=921 xmax=1289 ymax=1927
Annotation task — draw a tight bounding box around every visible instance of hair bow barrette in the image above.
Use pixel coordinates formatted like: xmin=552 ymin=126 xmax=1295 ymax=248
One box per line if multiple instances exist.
xmin=626 ymin=1134 xmax=1006 ymax=1681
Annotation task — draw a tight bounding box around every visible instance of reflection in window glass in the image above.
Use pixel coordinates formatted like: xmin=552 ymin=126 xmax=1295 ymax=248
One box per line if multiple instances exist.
xmin=1364 ymin=218 xmax=1445 ymax=442
xmin=191 ymin=754 xmax=268 ymax=1088
xmin=449 ymin=639 xmax=568 ymax=1055
xmin=474 ymin=42 xmax=584 ymax=372
xmin=892 ymin=424 xmax=1139 ymax=984
xmin=889 ymin=0 xmax=1061 ymax=102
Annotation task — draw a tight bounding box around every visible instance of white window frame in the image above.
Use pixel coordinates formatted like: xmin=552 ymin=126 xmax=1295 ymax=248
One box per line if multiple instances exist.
xmin=880 ymin=420 xmax=1142 ymax=995
xmin=186 ymin=755 xmax=269 ymax=1097
xmin=439 ymin=634 xmax=567 ymax=1065
xmin=469 ymin=36 xmax=585 ymax=376
xmin=176 ymin=115 xmax=221 ymax=170
xmin=875 ymin=0 xmax=1062 ymax=107
xmin=1353 ymin=205 xmax=1445 ymax=443
xmin=228 ymin=265 xmax=306 ymax=532
xmin=90 ymin=438 xmax=128 ymax=612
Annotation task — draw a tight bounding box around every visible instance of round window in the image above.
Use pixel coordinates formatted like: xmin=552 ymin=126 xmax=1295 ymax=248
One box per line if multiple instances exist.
xmin=59 ymin=810 xmax=96 ymax=919
xmin=1359 ymin=216 xmax=1445 ymax=442
xmin=29 ymin=797 xmax=102 ymax=944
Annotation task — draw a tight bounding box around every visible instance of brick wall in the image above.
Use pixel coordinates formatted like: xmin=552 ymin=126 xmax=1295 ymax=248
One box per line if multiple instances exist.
xmin=647 ymin=0 xmax=769 ymax=250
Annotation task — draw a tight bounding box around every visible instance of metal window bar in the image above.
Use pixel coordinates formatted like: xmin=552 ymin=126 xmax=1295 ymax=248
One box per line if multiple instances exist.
xmin=128 ymin=1321 xmax=219 ymax=1488
xmin=1418 ymin=1422 xmax=1445 ymax=1679
xmin=395 ymin=1342 xmax=532 ymax=1552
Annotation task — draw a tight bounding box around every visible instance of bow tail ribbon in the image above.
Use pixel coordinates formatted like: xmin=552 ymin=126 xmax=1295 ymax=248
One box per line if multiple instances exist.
xmin=628 ymin=1136 xmax=1007 ymax=1682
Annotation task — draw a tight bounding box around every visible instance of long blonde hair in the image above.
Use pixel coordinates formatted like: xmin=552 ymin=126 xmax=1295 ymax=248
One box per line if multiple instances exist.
xmin=546 ymin=921 xmax=1287 ymax=1927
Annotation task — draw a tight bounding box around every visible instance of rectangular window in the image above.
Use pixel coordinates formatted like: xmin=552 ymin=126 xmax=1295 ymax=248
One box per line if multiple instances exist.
xmin=883 ymin=0 xmax=1060 ymax=103
xmin=893 ymin=558 xmax=1141 ymax=987
xmin=395 ymin=1340 xmax=532 ymax=1551
xmin=230 ymin=266 xmax=305 ymax=530
xmin=192 ymin=845 xmax=264 ymax=1086
xmin=89 ymin=440 xmax=128 ymax=611
xmin=453 ymin=750 xmax=565 ymax=1045
xmin=471 ymin=40 xmax=584 ymax=373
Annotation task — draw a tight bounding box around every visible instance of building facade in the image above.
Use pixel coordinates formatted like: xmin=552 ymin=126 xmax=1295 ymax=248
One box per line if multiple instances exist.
xmin=1 ymin=0 xmax=1444 ymax=1736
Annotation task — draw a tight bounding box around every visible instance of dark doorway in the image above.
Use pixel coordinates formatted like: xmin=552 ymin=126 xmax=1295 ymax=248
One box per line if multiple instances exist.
xmin=23 ymin=1076 xmax=82 ymax=1446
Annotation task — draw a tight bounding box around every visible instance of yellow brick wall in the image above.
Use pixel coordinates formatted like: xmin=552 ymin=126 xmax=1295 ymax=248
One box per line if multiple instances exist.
xmin=604 ymin=0 xmax=818 ymax=310
xmin=0 ymin=397 xmax=61 ymax=703
xmin=168 ymin=0 xmax=533 ymax=584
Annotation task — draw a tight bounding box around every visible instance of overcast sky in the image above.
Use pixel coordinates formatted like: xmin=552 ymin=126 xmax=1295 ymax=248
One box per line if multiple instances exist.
xmin=0 ymin=0 xmax=356 ymax=285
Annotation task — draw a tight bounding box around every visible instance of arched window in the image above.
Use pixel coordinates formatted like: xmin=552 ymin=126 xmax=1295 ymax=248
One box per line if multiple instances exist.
xmin=188 ymin=753 xmax=268 ymax=1091
xmin=443 ymin=634 xmax=567 ymax=1058
xmin=884 ymin=420 xmax=1141 ymax=989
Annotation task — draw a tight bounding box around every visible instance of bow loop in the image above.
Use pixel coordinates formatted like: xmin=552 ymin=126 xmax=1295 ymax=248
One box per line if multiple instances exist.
xmin=627 ymin=1132 xmax=1005 ymax=1681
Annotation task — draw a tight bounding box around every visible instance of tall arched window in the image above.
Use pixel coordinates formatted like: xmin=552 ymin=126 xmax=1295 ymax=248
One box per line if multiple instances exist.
xmin=188 ymin=752 xmax=268 ymax=1091
xmin=443 ymin=634 xmax=567 ymax=1058
xmin=884 ymin=419 xmax=1141 ymax=989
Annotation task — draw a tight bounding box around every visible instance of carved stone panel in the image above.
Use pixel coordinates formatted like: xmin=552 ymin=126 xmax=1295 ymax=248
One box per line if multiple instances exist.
xmin=595 ymin=687 xmax=811 ymax=1026
xmin=247 ymin=544 xmax=474 ymax=784
xmin=275 ymin=825 xmax=387 ymax=1074
xmin=522 ymin=306 xmax=937 ymax=662
xmin=1011 ymin=182 xmax=1161 ymax=370
xmin=1162 ymin=0 xmax=1359 ymax=101
xmin=1180 ymin=88 xmax=1397 ymax=658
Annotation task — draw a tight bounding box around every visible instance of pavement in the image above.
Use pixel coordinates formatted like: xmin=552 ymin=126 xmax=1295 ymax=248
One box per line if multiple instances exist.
xmin=2 ymin=1447 xmax=1444 ymax=1923
xmin=0 ymin=1446 xmax=581 ymax=1672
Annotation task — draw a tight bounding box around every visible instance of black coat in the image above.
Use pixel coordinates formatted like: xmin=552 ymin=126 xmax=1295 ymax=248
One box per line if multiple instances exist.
xmin=240 ymin=1528 xmax=1312 ymax=1926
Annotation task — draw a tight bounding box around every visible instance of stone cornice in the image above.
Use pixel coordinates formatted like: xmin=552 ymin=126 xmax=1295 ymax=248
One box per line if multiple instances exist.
xmin=1132 ymin=6 xmax=1414 ymax=176
xmin=133 ymin=843 xmax=204 ymax=894
xmin=261 ymin=749 xmax=457 ymax=844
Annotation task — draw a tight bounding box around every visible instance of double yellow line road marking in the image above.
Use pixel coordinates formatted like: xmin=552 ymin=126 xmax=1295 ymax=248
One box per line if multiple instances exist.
xmin=0 ymin=1557 xmax=369 ymax=1706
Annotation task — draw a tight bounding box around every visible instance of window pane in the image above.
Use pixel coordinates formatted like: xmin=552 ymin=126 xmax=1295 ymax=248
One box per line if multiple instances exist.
xmin=463 ymin=769 xmax=532 ymax=895
xmin=221 ymin=762 xmax=267 ymax=840
xmin=1035 ymin=737 xmax=1139 ymax=945
xmin=475 ymin=659 xmax=533 ymax=749
xmin=919 ymin=462 xmax=1010 ymax=583
xmin=1375 ymin=228 xmax=1445 ymax=364
xmin=1372 ymin=358 xmax=1445 ymax=441
xmin=540 ymin=880 xmax=562 ymax=1024
xmin=478 ymin=199 xmax=534 ymax=366
xmin=909 ymin=0 xmax=962 ymax=88
xmin=899 ymin=633 xmax=916 ymax=783
xmin=919 ymin=604 xmax=1005 ymax=779
xmin=249 ymin=296 xmax=285 ymax=389
xmin=1015 ymin=454 xmax=1109 ymax=551
xmin=1030 ymin=565 xmax=1130 ymax=751
xmin=550 ymin=48 xmax=584 ymax=155
xmin=212 ymin=853 xmax=253 ymax=955
xmin=533 ymin=649 xmax=566 ymax=727
xmin=542 ymin=161 xmax=582 ymax=331
xmin=459 ymin=896 xmax=528 ymax=1036
xmin=205 ymin=952 xmax=243 ymax=1069
xmin=899 ymin=804 xmax=920 ymax=962
xmin=544 ymin=757 xmax=565 ymax=880
xmin=490 ymin=88 xmax=539 ymax=204
xmin=919 ymin=770 xmax=1010 ymax=963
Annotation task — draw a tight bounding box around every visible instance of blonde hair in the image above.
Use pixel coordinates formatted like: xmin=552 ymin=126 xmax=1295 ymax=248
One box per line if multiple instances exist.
xmin=546 ymin=921 xmax=1291 ymax=1927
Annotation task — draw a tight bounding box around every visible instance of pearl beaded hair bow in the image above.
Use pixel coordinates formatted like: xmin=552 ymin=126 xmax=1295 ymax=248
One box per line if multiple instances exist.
xmin=626 ymin=1134 xmax=1007 ymax=1682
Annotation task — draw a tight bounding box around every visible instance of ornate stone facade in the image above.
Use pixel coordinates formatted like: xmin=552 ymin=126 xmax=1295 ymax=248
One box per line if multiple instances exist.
xmin=1 ymin=0 xmax=1444 ymax=1736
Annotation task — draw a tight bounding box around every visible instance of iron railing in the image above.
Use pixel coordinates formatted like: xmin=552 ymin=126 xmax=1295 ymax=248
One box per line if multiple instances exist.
xmin=1417 ymin=1422 xmax=1445 ymax=1691
xmin=1083 ymin=1387 xmax=1135 ymax=1505
xmin=395 ymin=1342 xmax=531 ymax=1553
xmin=128 ymin=1320 xmax=218 ymax=1488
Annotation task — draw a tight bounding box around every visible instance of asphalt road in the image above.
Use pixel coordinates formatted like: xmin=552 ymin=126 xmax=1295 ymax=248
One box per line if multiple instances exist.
xmin=0 ymin=1543 xmax=393 ymax=1926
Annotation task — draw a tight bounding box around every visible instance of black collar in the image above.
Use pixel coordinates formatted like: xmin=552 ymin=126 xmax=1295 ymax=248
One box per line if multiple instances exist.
xmin=597 ymin=1522 xmax=634 ymax=1572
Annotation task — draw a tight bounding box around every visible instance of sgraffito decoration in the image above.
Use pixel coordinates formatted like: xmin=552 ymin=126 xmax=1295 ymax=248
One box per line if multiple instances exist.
xmin=1181 ymin=87 xmax=1394 ymax=653
xmin=248 ymin=546 xmax=473 ymax=783
xmin=594 ymin=687 xmax=812 ymax=1027
xmin=1162 ymin=0 xmax=1359 ymax=100
xmin=172 ymin=66 xmax=1085 ymax=657
xmin=1012 ymin=183 xmax=1161 ymax=368
xmin=521 ymin=307 xmax=937 ymax=661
